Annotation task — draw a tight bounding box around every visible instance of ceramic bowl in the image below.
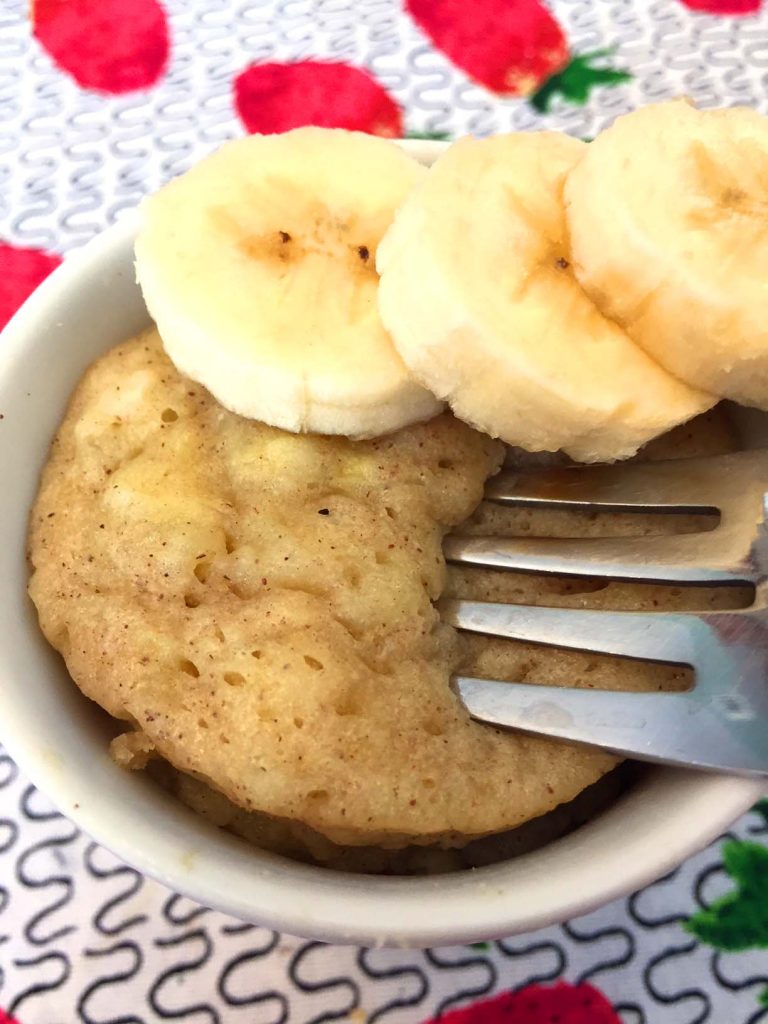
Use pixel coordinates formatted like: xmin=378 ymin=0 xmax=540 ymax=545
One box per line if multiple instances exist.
xmin=0 ymin=141 xmax=763 ymax=946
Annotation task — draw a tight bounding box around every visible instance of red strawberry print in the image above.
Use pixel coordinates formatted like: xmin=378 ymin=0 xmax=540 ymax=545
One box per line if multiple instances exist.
xmin=405 ymin=0 xmax=631 ymax=112
xmin=423 ymin=982 xmax=621 ymax=1024
xmin=33 ymin=0 xmax=170 ymax=94
xmin=234 ymin=60 xmax=403 ymax=137
xmin=678 ymin=0 xmax=761 ymax=10
xmin=406 ymin=0 xmax=568 ymax=96
xmin=0 ymin=242 xmax=62 ymax=331
xmin=0 ymin=1010 xmax=21 ymax=1024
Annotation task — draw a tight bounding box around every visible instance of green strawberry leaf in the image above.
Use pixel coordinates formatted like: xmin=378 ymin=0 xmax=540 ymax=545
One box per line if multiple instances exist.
xmin=685 ymin=839 xmax=768 ymax=951
xmin=752 ymin=798 xmax=768 ymax=828
xmin=405 ymin=129 xmax=452 ymax=141
xmin=530 ymin=49 xmax=631 ymax=113
xmin=760 ymin=984 xmax=768 ymax=1009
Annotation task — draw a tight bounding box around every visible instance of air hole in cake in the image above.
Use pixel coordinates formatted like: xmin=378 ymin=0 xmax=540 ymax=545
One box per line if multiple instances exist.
xmin=194 ymin=561 xmax=210 ymax=583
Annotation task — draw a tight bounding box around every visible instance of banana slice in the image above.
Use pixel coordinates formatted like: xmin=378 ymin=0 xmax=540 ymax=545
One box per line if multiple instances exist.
xmin=134 ymin=128 xmax=442 ymax=438
xmin=565 ymin=100 xmax=768 ymax=408
xmin=376 ymin=132 xmax=712 ymax=463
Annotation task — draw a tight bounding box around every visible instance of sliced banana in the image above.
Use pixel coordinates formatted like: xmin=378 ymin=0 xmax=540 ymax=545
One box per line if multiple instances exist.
xmin=134 ymin=128 xmax=442 ymax=438
xmin=376 ymin=132 xmax=712 ymax=463
xmin=565 ymin=99 xmax=768 ymax=409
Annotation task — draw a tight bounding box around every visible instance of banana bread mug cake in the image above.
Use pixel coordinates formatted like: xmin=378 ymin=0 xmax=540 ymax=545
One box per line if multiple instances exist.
xmin=28 ymin=102 xmax=768 ymax=872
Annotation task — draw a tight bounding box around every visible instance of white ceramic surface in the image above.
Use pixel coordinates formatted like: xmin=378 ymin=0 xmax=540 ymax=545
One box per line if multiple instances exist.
xmin=0 ymin=142 xmax=764 ymax=947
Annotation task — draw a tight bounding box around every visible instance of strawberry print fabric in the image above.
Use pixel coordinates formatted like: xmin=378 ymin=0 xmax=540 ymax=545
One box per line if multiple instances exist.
xmin=0 ymin=243 xmax=61 ymax=330
xmin=404 ymin=0 xmax=571 ymax=97
xmin=423 ymin=982 xmax=622 ymax=1023
xmin=234 ymin=61 xmax=404 ymax=136
xmin=33 ymin=0 xmax=169 ymax=94
xmin=2 ymin=1 xmax=768 ymax=1021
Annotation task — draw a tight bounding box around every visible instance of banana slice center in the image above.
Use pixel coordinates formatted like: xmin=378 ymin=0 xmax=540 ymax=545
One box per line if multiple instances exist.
xmin=687 ymin=141 xmax=768 ymax=232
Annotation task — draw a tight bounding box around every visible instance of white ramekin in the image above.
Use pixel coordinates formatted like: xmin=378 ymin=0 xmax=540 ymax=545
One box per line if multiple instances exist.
xmin=0 ymin=141 xmax=763 ymax=947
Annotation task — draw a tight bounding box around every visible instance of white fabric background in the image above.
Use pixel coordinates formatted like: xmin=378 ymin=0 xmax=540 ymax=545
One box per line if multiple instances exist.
xmin=2 ymin=2 xmax=768 ymax=1020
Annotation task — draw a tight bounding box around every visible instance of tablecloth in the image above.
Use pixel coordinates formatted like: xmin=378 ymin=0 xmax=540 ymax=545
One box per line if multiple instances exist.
xmin=1 ymin=2 xmax=768 ymax=1021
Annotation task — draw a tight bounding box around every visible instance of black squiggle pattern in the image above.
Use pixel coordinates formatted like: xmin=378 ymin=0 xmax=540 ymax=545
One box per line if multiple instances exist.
xmin=612 ymin=1004 xmax=645 ymax=1024
xmin=406 ymin=45 xmax=454 ymax=131
xmin=693 ymin=861 xmax=729 ymax=914
xmin=85 ymin=843 xmax=147 ymax=938
xmin=628 ymin=866 xmax=689 ymax=929
xmin=425 ymin=948 xmax=497 ymax=1018
xmin=149 ymin=929 xmax=219 ymax=1023
xmin=0 ymin=810 xmax=19 ymax=966
xmin=19 ymin=784 xmax=61 ymax=823
xmin=0 ymin=751 xmax=19 ymax=789
xmin=220 ymin=922 xmax=255 ymax=935
xmin=162 ymin=893 xmax=210 ymax=927
xmin=627 ymin=838 xmax=751 ymax=1022
xmin=0 ymin=816 xmax=19 ymax=856
xmin=356 ymin=947 xmax=429 ymax=1023
xmin=712 ymin=950 xmax=768 ymax=1004
xmin=218 ymin=938 xmax=288 ymax=1022
xmin=747 ymin=1004 xmax=768 ymax=1024
xmin=289 ymin=941 xmax=361 ymax=1024
xmin=0 ymin=887 xmax=9 ymax=992
xmin=16 ymin=828 xmax=77 ymax=947
xmin=562 ymin=920 xmax=635 ymax=985
xmin=77 ymin=941 xmax=145 ymax=1024
xmin=9 ymin=950 xmax=71 ymax=1018
xmin=643 ymin=941 xmax=710 ymax=1024
xmin=497 ymin=937 xmax=567 ymax=988
xmin=0 ymin=749 xmax=19 ymax=993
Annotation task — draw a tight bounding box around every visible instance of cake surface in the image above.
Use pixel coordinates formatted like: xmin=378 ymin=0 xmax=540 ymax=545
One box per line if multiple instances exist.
xmin=28 ymin=330 xmax=742 ymax=848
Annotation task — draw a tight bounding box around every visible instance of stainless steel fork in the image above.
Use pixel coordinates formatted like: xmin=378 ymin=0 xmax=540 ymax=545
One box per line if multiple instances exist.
xmin=442 ymin=449 xmax=768 ymax=777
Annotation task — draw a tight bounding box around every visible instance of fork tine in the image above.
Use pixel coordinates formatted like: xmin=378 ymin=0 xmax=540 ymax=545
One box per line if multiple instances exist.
xmin=454 ymin=677 xmax=768 ymax=776
xmin=485 ymin=465 xmax=716 ymax=514
xmin=485 ymin=450 xmax=768 ymax=515
xmin=443 ymin=532 xmax=757 ymax=585
xmin=446 ymin=448 xmax=768 ymax=776
xmin=441 ymin=598 xmax=706 ymax=664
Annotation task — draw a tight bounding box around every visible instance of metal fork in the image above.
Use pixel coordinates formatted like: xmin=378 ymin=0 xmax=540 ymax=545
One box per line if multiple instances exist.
xmin=442 ymin=449 xmax=768 ymax=777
